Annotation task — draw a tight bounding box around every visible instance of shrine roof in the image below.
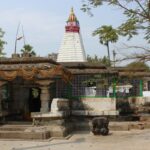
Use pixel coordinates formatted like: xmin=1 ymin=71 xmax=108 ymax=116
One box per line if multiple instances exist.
xmin=0 ymin=57 xmax=59 ymax=65
xmin=60 ymin=62 xmax=117 ymax=74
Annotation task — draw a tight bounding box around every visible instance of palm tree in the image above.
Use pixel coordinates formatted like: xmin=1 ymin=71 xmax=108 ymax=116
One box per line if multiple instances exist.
xmin=21 ymin=44 xmax=36 ymax=57
xmin=93 ymin=25 xmax=118 ymax=66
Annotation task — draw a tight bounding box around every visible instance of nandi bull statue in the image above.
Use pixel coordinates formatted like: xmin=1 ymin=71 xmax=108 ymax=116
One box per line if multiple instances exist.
xmin=92 ymin=117 xmax=109 ymax=136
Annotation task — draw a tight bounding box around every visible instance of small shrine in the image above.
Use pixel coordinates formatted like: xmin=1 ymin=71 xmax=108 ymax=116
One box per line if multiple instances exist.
xmin=0 ymin=57 xmax=72 ymax=118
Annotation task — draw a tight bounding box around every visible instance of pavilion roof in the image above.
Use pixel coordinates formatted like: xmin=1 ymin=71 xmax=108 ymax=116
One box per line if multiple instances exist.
xmin=60 ymin=62 xmax=117 ymax=74
xmin=0 ymin=57 xmax=58 ymax=65
xmin=0 ymin=57 xmax=72 ymax=82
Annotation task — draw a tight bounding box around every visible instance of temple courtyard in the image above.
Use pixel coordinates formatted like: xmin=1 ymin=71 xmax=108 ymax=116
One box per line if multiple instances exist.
xmin=0 ymin=129 xmax=150 ymax=150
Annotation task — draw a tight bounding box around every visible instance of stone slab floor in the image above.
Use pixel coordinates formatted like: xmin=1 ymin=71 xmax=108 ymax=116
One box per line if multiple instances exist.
xmin=1 ymin=129 xmax=150 ymax=150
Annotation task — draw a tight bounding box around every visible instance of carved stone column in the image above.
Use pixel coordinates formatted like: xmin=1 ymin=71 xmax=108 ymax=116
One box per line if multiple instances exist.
xmin=36 ymin=80 xmax=54 ymax=113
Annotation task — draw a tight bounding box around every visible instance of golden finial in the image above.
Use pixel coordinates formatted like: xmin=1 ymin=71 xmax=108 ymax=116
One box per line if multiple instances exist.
xmin=71 ymin=7 xmax=74 ymax=14
xmin=67 ymin=7 xmax=78 ymax=22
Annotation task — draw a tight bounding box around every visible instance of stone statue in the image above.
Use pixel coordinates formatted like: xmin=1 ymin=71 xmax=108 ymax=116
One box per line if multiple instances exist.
xmin=92 ymin=117 xmax=109 ymax=136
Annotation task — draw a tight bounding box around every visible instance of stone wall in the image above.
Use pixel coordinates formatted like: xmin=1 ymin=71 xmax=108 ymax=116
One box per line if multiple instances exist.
xmin=72 ymin=98 xmax=118 ymax=116
xmin=128 ymin=97 xmax=145 ymax=106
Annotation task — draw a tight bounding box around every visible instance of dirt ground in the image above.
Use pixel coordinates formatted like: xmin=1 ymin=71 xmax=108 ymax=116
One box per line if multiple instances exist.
xmin=1 ymin=129 xmax=150 ymax=150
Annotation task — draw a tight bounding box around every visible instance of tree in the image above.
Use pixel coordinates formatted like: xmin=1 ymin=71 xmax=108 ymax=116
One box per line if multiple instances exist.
xmin=115 ymin=44 xmax=150 ymax=62
xmin=126 ymin=61 xmax=149 ymax=71
xmin=21 ymin=44 xmax=36 ymax=57
xmin=101 ymin=56 xmax=110 ymax=67
xmin=93 ymin=25 xmax=119 ymax=65
xmin=87 ymin=54 xmax=101 ymax=64
xmin=82 ymin=0 xmax=150 ymax=42
xmin=87 ymin=54 xmax=110 ymax=66
xmin=0 ymin=28 xmax=6 ymax=57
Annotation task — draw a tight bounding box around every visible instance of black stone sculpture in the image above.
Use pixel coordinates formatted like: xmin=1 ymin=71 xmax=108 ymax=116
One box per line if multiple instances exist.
xmin=92 ymin=117 xmax=109 ymax=136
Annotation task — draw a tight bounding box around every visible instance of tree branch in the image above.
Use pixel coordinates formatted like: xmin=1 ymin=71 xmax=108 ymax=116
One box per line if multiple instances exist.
xmin=116 ymin=1 xmax=149 ymax=20
xmin=116 ymin=54 xmax=150 ymax=62
xmin=121 ymin=43 xmax=150 ymax=52
xmin=115 ymin=43 xmax=150 ymax=62
xmin=135 ymin=0 xmax=148 ymax=17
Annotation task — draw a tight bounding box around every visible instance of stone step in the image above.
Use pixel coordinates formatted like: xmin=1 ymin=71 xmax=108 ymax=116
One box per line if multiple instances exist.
xmin=73 ymin=121 xmax=150 ymax=131
xmin=0 ymin=124 xmax=31 ymax=131
xmin=0 ymin=125 xmax=51 ymax=139
xmin=0 ymin=130 xmax=50 ymax=139
xmin=140 ymin=115 xmax=150 ymax=122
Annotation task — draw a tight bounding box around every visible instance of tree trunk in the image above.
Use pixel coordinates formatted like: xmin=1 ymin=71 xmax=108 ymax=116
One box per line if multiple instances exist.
xmin=106 ymin=42 xmax=111 ymax=66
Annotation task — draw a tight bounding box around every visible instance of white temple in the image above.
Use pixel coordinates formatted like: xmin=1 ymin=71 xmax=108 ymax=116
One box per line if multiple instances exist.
xmin=57 ymin=8 xmax=87 ymax=62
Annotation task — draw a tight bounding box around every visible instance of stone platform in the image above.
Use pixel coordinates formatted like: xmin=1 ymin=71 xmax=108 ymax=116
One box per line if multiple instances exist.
xmin=0 ymin=125 xmax=50 ymax=139
xmin=0 ymin=120 xmax=150 ymax=140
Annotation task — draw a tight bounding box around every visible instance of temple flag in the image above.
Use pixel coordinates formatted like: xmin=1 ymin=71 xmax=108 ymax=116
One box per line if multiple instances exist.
xmin=17 ymin=36 xmax=23 ymax=40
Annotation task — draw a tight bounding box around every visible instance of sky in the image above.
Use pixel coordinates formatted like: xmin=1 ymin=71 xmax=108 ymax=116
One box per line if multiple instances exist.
xmin=0 ymin=0 xmax=147 ymax=62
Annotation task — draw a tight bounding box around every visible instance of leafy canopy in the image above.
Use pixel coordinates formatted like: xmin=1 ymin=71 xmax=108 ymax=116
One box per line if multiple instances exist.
xmin=126 ymin=61 xmax=150 ymax=71
xmin=21 ymin=44 xmax=36 ymax=56
xmin=87 ymin=54 xmax=110 ymax=66
xmin=92 ymin=25 xmax=118 ymax=65
xmin=93 ymin=25 xmax=119 ymax=45
xmin=82 ymin=0 xmax=150 ymax=42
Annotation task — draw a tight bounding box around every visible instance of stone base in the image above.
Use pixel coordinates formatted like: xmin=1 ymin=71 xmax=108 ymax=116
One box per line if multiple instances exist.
xmin=0 ymin=125 xmax=50 ymax=139
xmin=47 ymin=123 xmax=73 ymax=137
xmin=140 ymin=114 xmax=150 ymax=122
xmin=31 ymin=111 xmax=70 ymax=125
xmin=0 ymin=130 xmax=50 ymax=139
xmin=72 ymin=110 xmax=119 ymax=116
xmin=31 ymin=111 xmax=70 ymax=118
xmin=30 ymin=111 xmax=73 ymax=137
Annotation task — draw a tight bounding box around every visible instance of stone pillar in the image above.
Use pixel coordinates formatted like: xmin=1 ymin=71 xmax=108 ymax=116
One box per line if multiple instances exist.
xmin=143 ymin=79 xmax=148 ymax=91
xmin=40 ymin=86 xmax=50 ymax=113
xmin=36 ymin=80 xmax=54 ymax=113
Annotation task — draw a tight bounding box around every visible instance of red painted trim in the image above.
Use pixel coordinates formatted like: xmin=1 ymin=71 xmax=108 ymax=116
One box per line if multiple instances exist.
xmin=65 ymin=26 xmax=80 ymax=33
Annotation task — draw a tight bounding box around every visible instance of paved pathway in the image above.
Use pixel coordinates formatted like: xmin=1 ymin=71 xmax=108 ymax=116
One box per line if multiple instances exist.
xmin=0 ymin=130 xmax=150 ymax=150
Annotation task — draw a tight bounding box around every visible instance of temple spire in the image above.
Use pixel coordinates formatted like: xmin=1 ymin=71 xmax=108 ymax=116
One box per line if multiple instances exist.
xmin=65 ymin=7 xmax=80 ymax=33
xmin=71 ymin=7 xmax=73 ymax=13
xmin=67 ymin=7 xmax=78 ymax=23
xmin=57 ymin=8 xmax=87 ymax=62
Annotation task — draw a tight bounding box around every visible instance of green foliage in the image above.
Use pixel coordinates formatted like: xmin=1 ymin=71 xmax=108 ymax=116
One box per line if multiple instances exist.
xmin=93 ymin=25 xmax=119 ymax=64
xmin=82 ymin=74 xmax=109 ymax=87
xmin=87 ymin=54 xmax=102 ymax=64
xmin=126 ymin=61 xmax=150 ymax=71
xmin=21 ymin=44 xmax=36 ymax=56
xmin=82 ymin=0 xmax=150 ymax=42
xmin=101 ymin=56 xmax=111 ymax=66
xmin=0 ymin=28 xmax=6 ymax=57
xmin=118 ymin=19 xmax=138 ymax=40
xmin=32 ymin=88 xmax=39 ymax=98
xmin=87 ymin=55 xmax=110 ymax=66
xmin=93 ymin=25 xmax=119 ymax=45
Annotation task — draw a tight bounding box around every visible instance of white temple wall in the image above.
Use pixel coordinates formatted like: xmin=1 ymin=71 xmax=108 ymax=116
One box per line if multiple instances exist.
xmin=57 ymin=32 xmax=86 ymax=62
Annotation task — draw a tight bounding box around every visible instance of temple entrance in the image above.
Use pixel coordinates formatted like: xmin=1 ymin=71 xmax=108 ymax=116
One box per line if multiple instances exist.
xmin=29 ymin=88 xmax=41 ymax=113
